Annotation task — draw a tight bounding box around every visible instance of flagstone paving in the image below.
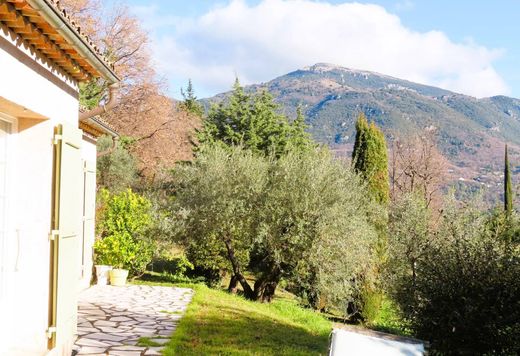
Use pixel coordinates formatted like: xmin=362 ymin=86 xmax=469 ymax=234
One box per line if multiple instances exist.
xmin=73 ymin=284 xmax=194 ymax=355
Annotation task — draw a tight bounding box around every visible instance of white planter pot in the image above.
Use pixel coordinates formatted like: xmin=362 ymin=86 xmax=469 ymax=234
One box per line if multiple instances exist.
xmin=109 ymin=268 xmax=129 ymax=286
xmin=95 ymin=265 xmax=113 ymax=285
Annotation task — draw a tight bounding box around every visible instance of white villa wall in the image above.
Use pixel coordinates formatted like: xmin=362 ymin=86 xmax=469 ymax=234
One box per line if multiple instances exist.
xmin=0 ymin=24 xmax=79 ymax=123
xmin=0 ymin=25 xmax=82 ymax=356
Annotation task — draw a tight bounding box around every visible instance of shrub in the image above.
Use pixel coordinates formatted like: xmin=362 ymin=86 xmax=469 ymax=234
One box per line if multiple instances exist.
xmin=392 ymin=197 xmax=520 ymax=354
xmin=94 ymin=189 xmax=153 ymax=277
xmin=358 ymin=283 xmax=383 ymax=325
xmin=149 ymin=254 xmax=194 ymax=278
xmin=371 ymin=297 xmax=412 ymax=336
xmin=190 ymin=266 xmax=225 ymax=288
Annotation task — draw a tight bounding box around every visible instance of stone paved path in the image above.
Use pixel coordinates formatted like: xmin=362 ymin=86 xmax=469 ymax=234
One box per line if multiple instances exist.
xmin=73 ymin=285 xmax=194 ymax=356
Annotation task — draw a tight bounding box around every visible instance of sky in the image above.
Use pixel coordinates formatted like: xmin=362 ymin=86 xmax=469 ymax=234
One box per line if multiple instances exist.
xmin=112 ymin=0 xmax=520 ymax=99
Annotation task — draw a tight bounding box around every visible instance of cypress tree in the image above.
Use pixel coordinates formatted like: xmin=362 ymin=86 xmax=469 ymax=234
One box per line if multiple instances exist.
xmin=351 ymin=113 xmax=390 ymax=323
xmin=505 ymin=144 xmax=513 ymax=215
xmin=352 ymin=114 xmax=369 ymax=173
xmin=352 ymin=113 xmax=390 ymax=204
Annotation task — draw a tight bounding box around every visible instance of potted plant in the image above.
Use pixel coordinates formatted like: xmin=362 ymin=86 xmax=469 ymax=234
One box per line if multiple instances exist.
xmin=94 ymin=264 xmax=112 ymax=285
xmin=94 ymin=189 xmax=154 ymax=286
xmin=94 ymin=232 xmax=132 ymax=286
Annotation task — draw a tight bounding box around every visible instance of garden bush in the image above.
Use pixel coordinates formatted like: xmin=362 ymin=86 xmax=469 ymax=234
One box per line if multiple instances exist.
xmin=149 ymin=254 xmax=194 ymax=278
xmin=390 ymin=197 xmax=520 ymax=354
xmin=94 ymin=189 xmax=154 ymax=277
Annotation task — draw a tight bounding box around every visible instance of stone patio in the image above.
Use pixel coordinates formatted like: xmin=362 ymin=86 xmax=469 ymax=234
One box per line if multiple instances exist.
xmin=73 ymin=284 xmax=194 ymax=355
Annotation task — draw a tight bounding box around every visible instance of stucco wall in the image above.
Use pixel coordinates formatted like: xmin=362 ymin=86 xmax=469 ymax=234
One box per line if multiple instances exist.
xmin=0 ymin=24 xmax=81 ymax=356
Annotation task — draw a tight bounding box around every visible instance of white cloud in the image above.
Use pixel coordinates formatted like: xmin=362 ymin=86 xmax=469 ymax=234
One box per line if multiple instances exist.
xmin=135 ymin=0 xmax=509 ymax=98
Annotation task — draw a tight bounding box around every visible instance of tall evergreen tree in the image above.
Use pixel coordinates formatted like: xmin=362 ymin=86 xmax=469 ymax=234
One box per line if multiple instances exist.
xmin=352 ymin=114 xmax=369 ymax=173
xmin=351 ymin=113 xmax=390 ymax=323
xmin=352 ymin=113 xmax=390 ymax=204
xmin=180 ymin=79 xmax=204 ymax=116
xmin=197 ymin=79 xmax=313 ymax=156
xmin=504 ymin=144 xmax=513 ymax=215
xmin=288 ymin=105 xmax=313 ymax=150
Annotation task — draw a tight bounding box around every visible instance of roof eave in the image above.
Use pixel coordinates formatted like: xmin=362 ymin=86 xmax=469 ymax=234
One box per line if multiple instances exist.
xmin=80 ymin=116 xmax=119 ymax=138
xmin=25 ymin=0 xmax=120 ymax=83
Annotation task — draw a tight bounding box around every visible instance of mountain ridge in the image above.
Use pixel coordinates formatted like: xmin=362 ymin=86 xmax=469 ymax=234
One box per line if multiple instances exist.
xmin=205 ymin=63 xmax=520 ymax=197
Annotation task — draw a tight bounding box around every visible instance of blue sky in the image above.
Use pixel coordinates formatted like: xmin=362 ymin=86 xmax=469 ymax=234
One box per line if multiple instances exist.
xmin=113 ymin=0 xmax=520 ymax=99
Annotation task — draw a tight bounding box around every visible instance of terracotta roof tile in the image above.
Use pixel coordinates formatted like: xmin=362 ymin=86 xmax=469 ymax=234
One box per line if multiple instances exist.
xmin=1 ymin=0 xmax=117 ymax=81
xmin=44 ymin=0 xmax=114 ymax=69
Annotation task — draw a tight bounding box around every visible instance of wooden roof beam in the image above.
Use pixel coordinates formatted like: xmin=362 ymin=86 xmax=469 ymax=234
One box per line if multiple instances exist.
xmin=0 ymin=4 xmax=17 ymax=20
xmin=1 ymin=0 xmax=114 ymax=81
xmin=0 ymin=1 xmax=92 ymax=78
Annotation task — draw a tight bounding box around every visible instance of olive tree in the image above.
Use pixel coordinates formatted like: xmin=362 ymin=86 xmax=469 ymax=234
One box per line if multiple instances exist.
xmin=255 ymin=149 xmax=377 ymax=304
xmin=97 ymin=135 xmax=138 ymax=192
xmin=172 ymin=145 xmax=269 ymax=297
xmin=172 ymin=145 xmax=376 ymax=305
xmin=386 ymin=193 xmax=434 ymax=312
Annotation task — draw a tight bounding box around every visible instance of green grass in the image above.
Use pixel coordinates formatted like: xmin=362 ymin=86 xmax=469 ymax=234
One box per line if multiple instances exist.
xmin=137 ymin=337 xmax=163 ymax=347
xmin=160 ymin=309 xmax=184 ymax=315
xmin=159 ymin=284 xmax=331 ymax=355
xmin=369 ymin=297 xmax=412 ymax=337
xmin=133 ymin=275 xmax=413 ymax=351
xmin=137 ymin=271 xmax=205 ymax=285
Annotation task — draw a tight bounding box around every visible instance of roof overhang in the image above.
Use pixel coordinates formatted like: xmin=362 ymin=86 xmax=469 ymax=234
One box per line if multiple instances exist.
xmin=79 ymin=116 xmax=119 ymax=139
xmin=0 ymin=0 xmax=119 ymax=83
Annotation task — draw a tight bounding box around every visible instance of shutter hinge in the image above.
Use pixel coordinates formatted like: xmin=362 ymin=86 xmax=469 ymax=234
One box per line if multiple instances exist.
xmin=49 ymin=230 xmax=59 ymax=241
xmin=53 ymin=134 xmax=62 ymax=145
xmin=46 ymin=326 xmax=56 ymax=339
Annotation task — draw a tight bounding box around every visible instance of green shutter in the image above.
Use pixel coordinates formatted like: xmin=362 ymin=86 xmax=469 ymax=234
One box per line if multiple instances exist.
xmin=49 ymin=124 xmax=83 ymax=349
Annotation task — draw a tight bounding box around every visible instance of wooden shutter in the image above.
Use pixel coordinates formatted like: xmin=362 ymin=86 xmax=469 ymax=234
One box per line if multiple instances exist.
xmin=49 ymin=124 xmax=83 ymax=349
xmin=0 ymin=120 xmax=10 ymax=299
xmin=81 ymin=160 xmax=96 ymax=280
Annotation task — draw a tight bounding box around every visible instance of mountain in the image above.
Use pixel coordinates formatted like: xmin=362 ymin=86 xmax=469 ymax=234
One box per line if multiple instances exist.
xmin=206 ymin=63 xmax=520 ymax=197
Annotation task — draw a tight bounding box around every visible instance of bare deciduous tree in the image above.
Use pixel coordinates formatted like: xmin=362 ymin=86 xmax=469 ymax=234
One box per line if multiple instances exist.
xmin=390 ymin=128 xmax=448 ymax=208
xmin=61 ymin=0 xmax=200 ymax=180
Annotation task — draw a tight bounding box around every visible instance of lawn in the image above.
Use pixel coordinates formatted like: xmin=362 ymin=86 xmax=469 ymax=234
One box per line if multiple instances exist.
xmin=154 ymin=283 xmax=332 ymax=355
xmin=369 ymin=297 xmax=412 ymax=337
xmin=132 ymin=276 xmax=415 ymax=354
